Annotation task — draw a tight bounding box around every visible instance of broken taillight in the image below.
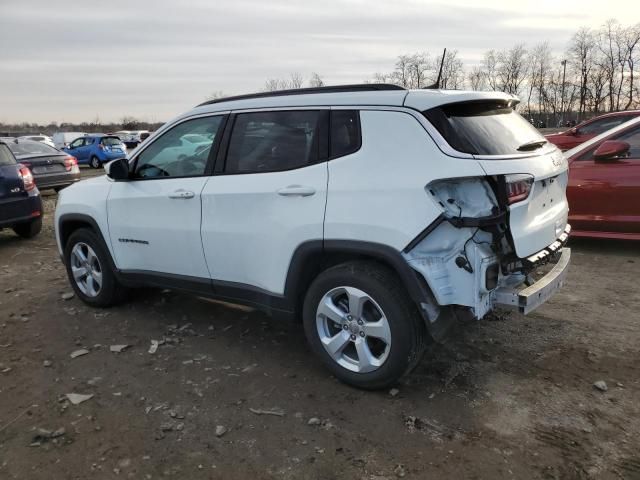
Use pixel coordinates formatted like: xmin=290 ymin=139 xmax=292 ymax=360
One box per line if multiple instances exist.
xmin=505 ymin=174 xmax=534 ymax=205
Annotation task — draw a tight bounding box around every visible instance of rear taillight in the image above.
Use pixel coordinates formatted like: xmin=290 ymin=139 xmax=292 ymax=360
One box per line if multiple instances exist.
xmin=17 ymin=163 xmax=36 ymax=191
xmin=64 ymin=155 xmax=78 ymax=171
xmin=505 ymin=174 xmax=534 ymax=205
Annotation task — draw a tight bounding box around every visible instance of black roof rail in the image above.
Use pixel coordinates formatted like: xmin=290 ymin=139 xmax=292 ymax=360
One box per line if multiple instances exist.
xmin=197 ymin=83 xmax=405 ymax=107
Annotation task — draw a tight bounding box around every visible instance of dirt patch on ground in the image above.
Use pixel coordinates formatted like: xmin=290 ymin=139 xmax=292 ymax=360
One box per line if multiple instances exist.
xmin=1 ymin=176 xmax=639 ymax=479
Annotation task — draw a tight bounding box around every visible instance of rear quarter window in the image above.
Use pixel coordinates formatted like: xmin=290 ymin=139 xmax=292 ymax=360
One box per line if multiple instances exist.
xmin=0 ymin=144 xmax=17 ymax=166
xmin=423 ymin=101 xmax=547 ymax=156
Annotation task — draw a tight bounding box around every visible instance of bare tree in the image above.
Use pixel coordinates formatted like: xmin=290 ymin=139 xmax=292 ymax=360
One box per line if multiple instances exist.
xmin=497 ymin=44 xmax=528 ymax=95
xmin=391 ymin=54 xmax=414 ymax=87
xmin=308 ymin=72 xmax=324 ymax=88
xmin=432 ymin=50 xmax=464 ymax=89
xmin=205 ymin=90 xmax=227 ymax=102
xmin=468 ymin=66 xmax=487 ymax=90
xmin=289 ymin=72 xmax=304 ymax=89
xmin=481 ymin=50 xmax=500 ymax=91
xmin=120 ymin=116 xmax=139 ymax=130
xmin=568 ymin=28 xmax=596 ymax=115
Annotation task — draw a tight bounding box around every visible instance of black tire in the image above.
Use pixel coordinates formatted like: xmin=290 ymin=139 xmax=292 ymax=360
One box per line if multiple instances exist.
xmin=63 ymin=228 xmax=127 ymax=307
xmin=303 ymin=261 xmax=428 ymax=390
xmin=13 ymin=217 xmax=42 ymax=239
xmin=90 ymin=156 xmax=101 ymax=169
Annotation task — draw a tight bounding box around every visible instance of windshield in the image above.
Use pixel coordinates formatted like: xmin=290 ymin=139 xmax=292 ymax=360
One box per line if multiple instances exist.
xmin=0 ymin=144 xmax=16 ymax=165
xmin=101 ymin=137 xmax=123 ymax=146
xmin=9 ymin=140 xmax=60 ymax=155
xmin=423 ymin=101 xmax=547 ymax=156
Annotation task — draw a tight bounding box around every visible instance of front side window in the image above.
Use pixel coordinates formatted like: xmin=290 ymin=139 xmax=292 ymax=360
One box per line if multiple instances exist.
xmin=69 ymin=138 xmax=84 ymax=149
xmin=330 ymin=110 xmax=360 ymax=158
xmin=424 ymin=101 xmax=547 ymax=156
xmin=616 ymin=126 xmax=640 ymax=158
xmin=225 ymin=110 xmax=320 ymax=173
xmin=577 ymin=124 xmax=640 ymax=161
xmin=133 ymin=115 xmax=224 ymax=178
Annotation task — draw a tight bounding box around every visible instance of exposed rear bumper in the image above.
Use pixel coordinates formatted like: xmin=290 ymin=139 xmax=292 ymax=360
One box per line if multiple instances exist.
xmin=493 ymin=247 xmax=570 ymax=314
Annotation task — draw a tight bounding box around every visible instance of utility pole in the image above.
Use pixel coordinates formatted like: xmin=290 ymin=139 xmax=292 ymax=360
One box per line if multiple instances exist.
xmin=560 ymin=59 xmax=567 ymax=127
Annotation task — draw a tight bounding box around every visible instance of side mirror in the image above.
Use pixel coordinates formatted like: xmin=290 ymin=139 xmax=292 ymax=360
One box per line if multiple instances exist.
xmin=593 ymin=140 xmax=630 ymax=161
xmin=568 ymin=127 xmax=578 ymax=136
xmin=105 ymin=158 xmax=130 ymax=180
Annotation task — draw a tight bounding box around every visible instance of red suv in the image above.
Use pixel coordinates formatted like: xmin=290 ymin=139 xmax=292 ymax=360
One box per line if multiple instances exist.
xmin=565 ymin=117 xmax=640 ymax=240
xmin=546 ymin=111 xmax=640 ymax=151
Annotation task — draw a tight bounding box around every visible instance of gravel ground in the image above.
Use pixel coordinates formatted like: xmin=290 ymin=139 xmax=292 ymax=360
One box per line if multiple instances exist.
xmin=1 ymin=168 xmax=639 ymax=479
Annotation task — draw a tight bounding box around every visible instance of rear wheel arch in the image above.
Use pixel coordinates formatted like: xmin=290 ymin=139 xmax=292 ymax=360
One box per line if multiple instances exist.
xmin=285 ymin=240 xmax=436 ymax=322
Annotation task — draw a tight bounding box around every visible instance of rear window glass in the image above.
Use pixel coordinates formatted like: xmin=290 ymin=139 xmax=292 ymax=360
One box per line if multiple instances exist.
xmin=0 ymin=144 xmax=16 ymax=166
xmin=101 ymin=137 xmax=122 ymax=146
xmin=9 ymin=141 xmax=59 ymax=155
xmin=423 ymin=101 xmax=547 ymax=156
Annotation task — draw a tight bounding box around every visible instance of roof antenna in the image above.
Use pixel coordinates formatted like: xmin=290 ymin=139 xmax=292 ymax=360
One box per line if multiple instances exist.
xmin=425 ymin=48 xmax=446 ymax=89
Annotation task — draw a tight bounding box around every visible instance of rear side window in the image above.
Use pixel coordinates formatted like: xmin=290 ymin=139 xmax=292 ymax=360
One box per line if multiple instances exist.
xmin=0 ymin=144 xmax=16 ymax=166
xmin=578 ymin=116 xmax=631 ymax=135
xmin=225 ymin=110 xmax=321 ymax=173
xmin=330 ymin=110 xmax=360 ymax=158
xmin=423 ymin=101 xmax=547 ymax=156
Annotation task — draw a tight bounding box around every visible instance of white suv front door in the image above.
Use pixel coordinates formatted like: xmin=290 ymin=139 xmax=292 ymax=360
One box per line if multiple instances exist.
xmin=107 ymin=114 xmax=226 ymax=279
xmin=201 ymin=110 xmax=328 ymax=295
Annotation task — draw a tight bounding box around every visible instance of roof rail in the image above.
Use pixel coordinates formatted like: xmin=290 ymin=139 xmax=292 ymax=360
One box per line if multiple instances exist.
xmin=197 ymin=83 xmax=405 ymax=107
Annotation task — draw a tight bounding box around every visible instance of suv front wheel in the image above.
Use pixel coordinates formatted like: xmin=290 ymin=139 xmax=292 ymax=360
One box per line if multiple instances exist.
xmin=63 ymin=228 xmax=127 ymax=307
xmin=303 ymin=261 xmax=428 ymax=389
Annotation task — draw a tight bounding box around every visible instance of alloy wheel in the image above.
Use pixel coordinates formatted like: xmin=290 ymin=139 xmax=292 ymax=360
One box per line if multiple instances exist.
xmin=70 ymin=242 xmax=103 ymax=297
xmin=316 ymin=286 xmax=391 ymax=373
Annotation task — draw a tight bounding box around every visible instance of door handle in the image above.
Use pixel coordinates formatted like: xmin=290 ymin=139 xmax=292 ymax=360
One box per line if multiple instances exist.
xmin=276 ymin=185 xmax=316 ymax=197
xmin=168 ymin=189 xmax=195 ymax=199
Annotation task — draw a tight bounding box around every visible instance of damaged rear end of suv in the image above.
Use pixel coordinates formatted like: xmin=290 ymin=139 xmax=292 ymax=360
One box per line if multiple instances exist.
xmin=403 ymin=93 xmax=570 ymax=328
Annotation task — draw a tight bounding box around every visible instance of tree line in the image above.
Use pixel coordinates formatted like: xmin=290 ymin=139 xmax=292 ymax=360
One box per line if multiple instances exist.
xmin=368 ymin=19 xmax=639 ymax=124
xmin=4 ymin=19 xmax=637 ymax=135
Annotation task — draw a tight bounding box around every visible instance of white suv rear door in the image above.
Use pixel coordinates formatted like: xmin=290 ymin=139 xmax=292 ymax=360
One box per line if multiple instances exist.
xmin=201 ymin=109 xmax=328 ymax=295
xmin=107 ymin=114 xmax=227 ymax=279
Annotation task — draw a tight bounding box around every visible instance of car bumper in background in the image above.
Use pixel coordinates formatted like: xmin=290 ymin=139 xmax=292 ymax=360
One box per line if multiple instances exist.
xmin=0 ymin=194 xmax=43 ymax=228
xmin=33 ymin=171 xmax=81 ymax=189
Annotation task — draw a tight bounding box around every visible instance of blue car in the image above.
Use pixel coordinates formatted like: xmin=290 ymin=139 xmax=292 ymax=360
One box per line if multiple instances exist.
xmin=63 ymin=134 xmax=127 ymax=168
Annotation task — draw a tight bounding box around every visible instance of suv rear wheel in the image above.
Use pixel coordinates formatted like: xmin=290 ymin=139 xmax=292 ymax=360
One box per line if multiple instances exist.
xmin=90 ymin=156 xmax=101 ymax=169
xmin=13 ymin=217 xmax=42 ymax=239
xmin=63 ymin=228 xmax=127 ymax=307
xmin=303 ymin=261 xmax=428 ymax=389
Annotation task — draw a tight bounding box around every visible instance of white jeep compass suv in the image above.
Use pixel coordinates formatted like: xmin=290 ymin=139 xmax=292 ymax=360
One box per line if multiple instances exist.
xmin=55 ymin=85 xmax=571 ymax=389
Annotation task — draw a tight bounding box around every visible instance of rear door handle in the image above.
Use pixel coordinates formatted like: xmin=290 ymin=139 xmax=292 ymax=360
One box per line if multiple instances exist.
xmin=276 ymin=185 xmax=316 ymax=197
xmin=168 ymin=189 xmax=195 ymax=199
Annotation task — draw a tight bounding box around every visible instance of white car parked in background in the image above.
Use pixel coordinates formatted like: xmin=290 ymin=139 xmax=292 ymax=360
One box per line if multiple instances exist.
xmin=17 ymin=135 xmax=56 ymax=149
xmin=54 ymin=84 xmax=571 ymax=389
xmin=52 ymin=132 xmax=87 ymax=149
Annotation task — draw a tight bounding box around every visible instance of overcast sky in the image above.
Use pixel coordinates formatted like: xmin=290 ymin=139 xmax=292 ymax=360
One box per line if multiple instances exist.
xmin=1 ymin=0 xmax=638 ymax=124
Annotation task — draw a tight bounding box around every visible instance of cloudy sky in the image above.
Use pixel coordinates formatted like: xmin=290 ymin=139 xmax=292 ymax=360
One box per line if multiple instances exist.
xmin=1 ymin=0 xmax=638 ymax=124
